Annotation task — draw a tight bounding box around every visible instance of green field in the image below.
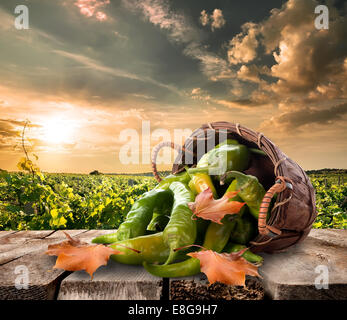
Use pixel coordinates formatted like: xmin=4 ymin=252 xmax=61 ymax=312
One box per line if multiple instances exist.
xmin=0 ymin=170 xmax=346 ymax=231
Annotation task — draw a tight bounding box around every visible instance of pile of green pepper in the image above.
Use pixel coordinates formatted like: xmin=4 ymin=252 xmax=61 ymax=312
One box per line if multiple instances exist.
xmin=92 ymin=139 xmax=267 ymax=278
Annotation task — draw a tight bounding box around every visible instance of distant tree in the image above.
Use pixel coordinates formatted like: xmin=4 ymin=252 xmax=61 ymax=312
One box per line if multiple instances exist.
xmin=90 ymin=170 xmax=101 ymax=175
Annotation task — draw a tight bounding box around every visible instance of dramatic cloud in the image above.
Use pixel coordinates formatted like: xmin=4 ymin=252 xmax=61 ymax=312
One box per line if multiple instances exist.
xmin=184 ymin=45 xmax=232 ymax=81
xmin=266 ymin=6 xmax=347 ymax=96
xmin=223 ymin=0 xmax=347 ymax=136
xmin=260 ymin=103 xmax=347 ymax=131
xmin=229 ymin=0 xmax=347 ymax=98
xmin=200 ymin=9 xmax=226 ymax=31
xmin=123 ymin=0 xmax=198 ymax=43
xmin=211 ymin=9 xmax=226 ymax=31
xmin=74 ymin=0 xmax=110 ymax=21
xmin=190 ymin=87 xmax=211 ymax=102
xmin=227 ymin=23 xmax=259 ymax=65
xmin=200 ymin=10 xmax=209 ymax=26
xmin=236 ymin=64 xmax=270 ymax=83
xmin=124 ymin=0 xmax=231 ymax=81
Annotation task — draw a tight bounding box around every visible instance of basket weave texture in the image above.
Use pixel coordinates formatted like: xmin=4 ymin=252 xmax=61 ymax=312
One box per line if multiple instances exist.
xmin=171 ymin=121 xmax=317 ymax=253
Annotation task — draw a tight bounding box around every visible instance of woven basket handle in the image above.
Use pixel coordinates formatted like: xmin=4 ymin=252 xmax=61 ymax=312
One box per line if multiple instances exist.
xmin=151 ymin=141 xmax=185 ymax=182
xmin=256 ymin=176 xmax=294 ymax=237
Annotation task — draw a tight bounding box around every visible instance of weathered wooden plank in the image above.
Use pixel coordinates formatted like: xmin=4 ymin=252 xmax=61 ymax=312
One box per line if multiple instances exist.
xmin=0 ymin=230 xmax=114 ymax=299
xmin=0 ymin=232 xmax=57 ymax=264
xmin=308 ymin=229 xmax=347 ymax=247
xmin=259 ymin=230 xmax=347 ymax=300
xmin=169 ymin=274 xmax=264 ymax=300
xmin=0 ymin=252 xmax=67 ymax=300
xmin=0 ymin=231 xmax=18 ymax=239
xmin=58 ymin=260 xmax=163 ymax=300
xmin=0 ymin=230 xmax=54 ymax=245
xmin=0 ymin=230 xmax=111 ymax=266
xmin=45 ymin=229 xmax=88 ymax=239
xmin=0 ymin=230 xmax=89 ymax=265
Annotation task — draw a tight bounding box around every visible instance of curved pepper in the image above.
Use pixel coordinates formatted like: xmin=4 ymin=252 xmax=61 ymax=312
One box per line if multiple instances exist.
xmin=144 ymin=181 xmax=242 ymax=277
xmin=109 ymin=232 xmax=170 ymax=265
xmin=115 ymin=188 xmax=173 ymax=241
xmin=154 ymin=171 xmax=191 ymax=190
xmin=163 ymin=182 xmax=196 ymax=265
xmin=144 ymin=255 xmax=201 ymax=278
xmin=147 ymin=188 xmax=173 ymax=232
xmin=143 ymin=217 xmax=234 ymax=278
xmin=224 ymin=171 xmax=266 ymax=219
xmin=92 ymin=188 xmax=173 ymax=244
xmin=147 ymin=212 xmax=170 ymax=231
xmin=223 ymin=242 xmax=263 ymax=263
xmin=149 ymin=171 xmax=192 ymax=233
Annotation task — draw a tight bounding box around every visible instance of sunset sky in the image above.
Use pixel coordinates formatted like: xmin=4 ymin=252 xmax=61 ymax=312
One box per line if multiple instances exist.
xmin=0 ymin=0 xmax=346 ymax=173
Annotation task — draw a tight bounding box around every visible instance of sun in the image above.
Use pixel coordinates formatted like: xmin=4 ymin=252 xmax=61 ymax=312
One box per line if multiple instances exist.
xmin=42 ymin=118 xmax=76 ymax=144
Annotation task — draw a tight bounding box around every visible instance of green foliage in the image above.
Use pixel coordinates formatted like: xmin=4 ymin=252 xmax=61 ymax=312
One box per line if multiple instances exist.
xmin=310 ymin=176 xmax=346 ymax=229
xmin=0 ymin=169 xmax=346 ymax=230
xmin=0 ymin=170 xmax=156 ymax=230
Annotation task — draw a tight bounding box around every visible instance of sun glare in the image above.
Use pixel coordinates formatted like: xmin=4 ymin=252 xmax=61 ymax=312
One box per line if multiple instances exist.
xmin=42 ymin=118 xmax=76 ymax=144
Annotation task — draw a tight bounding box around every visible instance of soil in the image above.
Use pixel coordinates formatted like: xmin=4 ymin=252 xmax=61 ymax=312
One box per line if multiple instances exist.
xmin=170 ymin=276 xmax=265 ymax=300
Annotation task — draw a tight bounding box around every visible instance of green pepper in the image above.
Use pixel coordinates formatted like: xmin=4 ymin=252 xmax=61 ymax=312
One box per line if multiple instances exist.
xmin=209 ymin=143 xmax=250 ymax=176
xmin=143 ymin=238 xmax=264 ymax=277
xmin=143 ymin=255 xmax=201 ymax=278
xmin=188 ymin=172 xmax=217 ymax=197
xmin=154 ymin=171 xmax=191 ymax=190
xmin=147 ymin=212 xmax=170 ymax=231
xmin=147 ymin=188 xmax=173 ymax=232
xmin=223 ymin=179 xmax=257 ymax=245
xmin=223 ymin=242 xmax=263 ymax=263
xmin=115 ymin=188 xmax=173 ymax=241
xmin=224 ymin=171 xmax=266 ymax=219
xmin=229 ymin=210 xmax=257 ymax=245
xmin=143 ymin=217 xmax=234 ymax=278
xmin=195 ymin=139 xmax=250 ymax=178
xmin=109 ymin=232 xmax=170 ymax=265
xmin=196 ymin=139 xmax=239 ymax=168
xmin=144 ymin=182 xmax=241 ymax=278
xmin=203 ymin=217 xmax=235 ymax=252
xmin=92 ymin=188 xmax=173 ymax=244
xmin=163 ymin=182 xmax=196 ymax=265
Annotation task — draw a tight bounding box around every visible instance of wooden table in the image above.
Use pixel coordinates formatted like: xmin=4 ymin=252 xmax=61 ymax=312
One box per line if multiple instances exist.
xmin=0 ymin=229 xmax=346 ymax=300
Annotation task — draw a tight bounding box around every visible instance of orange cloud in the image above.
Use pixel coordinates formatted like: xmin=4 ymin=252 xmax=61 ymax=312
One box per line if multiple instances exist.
xmin=74 ymin=0 xmax=110 ymax=21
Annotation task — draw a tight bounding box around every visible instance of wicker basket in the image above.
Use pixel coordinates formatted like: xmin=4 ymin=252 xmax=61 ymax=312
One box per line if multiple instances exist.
xmin=151 ymin=121 xmax=317 ymax=253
